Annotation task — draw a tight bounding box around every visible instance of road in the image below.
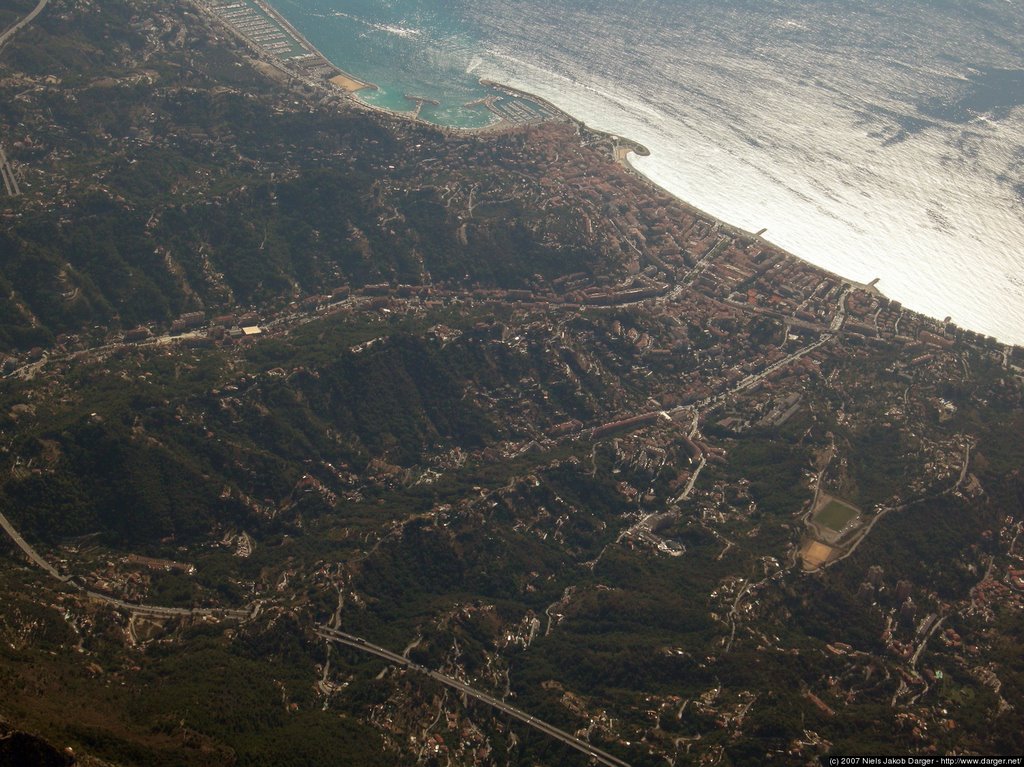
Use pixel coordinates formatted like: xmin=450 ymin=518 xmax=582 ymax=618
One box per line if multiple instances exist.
xmin=723 ymin=579 xmax=750 ymax=653
xmin=0 ymin=149 xmax=20 ymax=196
xmin=0 ymin=506 xmax=252 ymax=620
xmin=954 ymin=441 xmax=972 ymax=489
xmin=671 ymin=455 xmax=706 ymax=504
xmin=83 ymin=591 xmax=250 ymax=620
xmin=727 ymin=336 xmax=831 ymax=398
xmin=0 ymin=508 xmax=68 ymax=582
xmin=315 ymin=625 xmax=633 ymax=767
xmin=657 ymin=284 xmax=844 ymax=425
xmin=824 ymin=440 xmax=974 ymax=570
xmin=682 ymin=235 xmax=727 ymax=286
xmin=668 ymin=334 xmax=831 ymax=419
xmin=830 ymin=288 xmax=851 ymax=332
xmin=0 ymin=0 xmax=49 ymax=51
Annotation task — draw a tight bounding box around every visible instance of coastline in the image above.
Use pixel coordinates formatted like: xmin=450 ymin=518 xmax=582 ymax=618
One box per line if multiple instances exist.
xmin=200 ymin=0 xmax=1012 ymax=348
xmin=602 ymin=131 xmax=887 ymax=300
xmin=200 ymin=0 xmax=886 ymax=296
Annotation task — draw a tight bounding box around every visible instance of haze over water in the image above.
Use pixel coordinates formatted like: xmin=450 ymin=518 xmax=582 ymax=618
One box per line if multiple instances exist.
xmin=277 ymin=0 xmax=1024 ymax=345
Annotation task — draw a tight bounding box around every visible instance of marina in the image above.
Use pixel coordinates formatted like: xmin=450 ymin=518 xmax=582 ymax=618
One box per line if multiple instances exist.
xmin=208 ymin=0 xmax=307 ymax=59
xmin=204 ymin=0 xmax=375 ymax=92
xmin=202 ymin=0 xmax=562 ymax=129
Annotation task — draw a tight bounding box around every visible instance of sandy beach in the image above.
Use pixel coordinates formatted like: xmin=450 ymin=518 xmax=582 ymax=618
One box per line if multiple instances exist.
xmin=329 ymin=72 xmax=373 ymax=93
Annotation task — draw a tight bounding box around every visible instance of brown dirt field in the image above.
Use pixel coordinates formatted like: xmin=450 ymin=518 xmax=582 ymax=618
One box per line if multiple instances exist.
xmin=801 ymin=540 xmax=834 ymax=570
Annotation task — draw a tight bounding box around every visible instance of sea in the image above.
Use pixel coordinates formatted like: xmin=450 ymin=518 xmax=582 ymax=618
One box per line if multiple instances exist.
xmin=271 ymin=0 xmax=1024 ymax=345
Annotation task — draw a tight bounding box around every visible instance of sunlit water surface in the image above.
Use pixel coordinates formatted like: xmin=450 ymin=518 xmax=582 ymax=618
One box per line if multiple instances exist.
xmin=276 ymin=0 xmax=1024 ymax=344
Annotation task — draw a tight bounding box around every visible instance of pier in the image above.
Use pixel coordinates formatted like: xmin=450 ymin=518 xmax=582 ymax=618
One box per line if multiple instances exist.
xmin=204 ymin=0 xmax=374 ymax=94
xmin=404 ymin=94 xmax=439 ymax=119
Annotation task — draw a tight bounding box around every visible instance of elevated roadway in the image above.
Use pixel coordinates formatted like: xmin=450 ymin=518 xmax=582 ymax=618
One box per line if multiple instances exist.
xmin=0 ymin=508 xmax=251 ymax=620
xmin=316 ymin=625 xmax=632 ymax=767
xmin=0 ymin=509 xmax=68 ymax=581
xmin=0 ymin=0 xmax=49 ymax=51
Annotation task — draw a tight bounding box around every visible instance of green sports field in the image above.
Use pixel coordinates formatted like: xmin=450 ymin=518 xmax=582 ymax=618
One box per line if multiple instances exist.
xmin=814 ymin=499 xmax=860 ymax=532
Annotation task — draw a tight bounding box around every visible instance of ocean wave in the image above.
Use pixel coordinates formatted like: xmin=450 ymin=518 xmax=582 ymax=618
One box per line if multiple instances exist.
xmin=328 ymin=9 xmax=421 ymax=38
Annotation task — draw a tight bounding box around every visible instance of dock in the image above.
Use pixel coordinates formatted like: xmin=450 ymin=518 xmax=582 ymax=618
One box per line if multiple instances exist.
xmin=404 ymin=94 xmax=439 ymax=119
xmin=204 ymin=0 xmax=375 ymax=93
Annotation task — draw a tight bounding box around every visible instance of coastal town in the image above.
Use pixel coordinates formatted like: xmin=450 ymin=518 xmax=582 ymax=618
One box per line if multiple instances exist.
xmin=0 ymin=0 xmax=1022 ymax=764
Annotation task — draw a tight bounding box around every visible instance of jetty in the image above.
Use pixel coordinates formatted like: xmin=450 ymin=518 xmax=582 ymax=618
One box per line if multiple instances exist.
xmin=405 ymin=94 xmax=440 ymax=119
